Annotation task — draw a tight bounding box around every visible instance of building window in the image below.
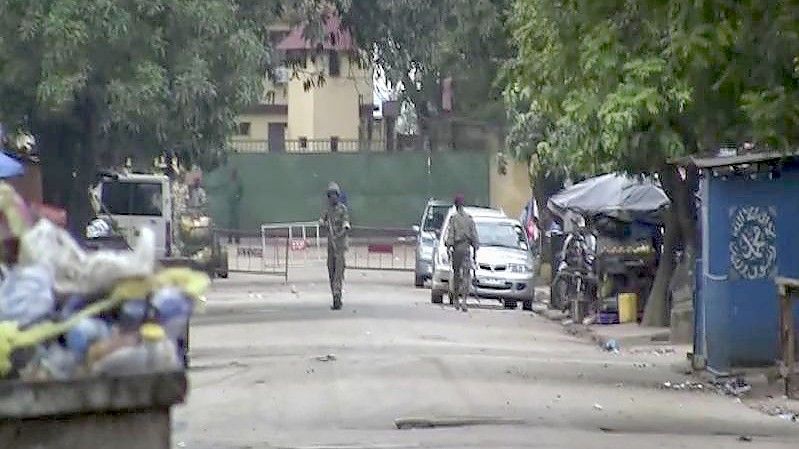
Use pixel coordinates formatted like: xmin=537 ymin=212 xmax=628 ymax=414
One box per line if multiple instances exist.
xmin=328 ymin=50 xmax=340 ymax=77
xmin=236 ymin=122 xmax=251 ymax=136
xmin=330 ymin=136 xmax=339 ymax=152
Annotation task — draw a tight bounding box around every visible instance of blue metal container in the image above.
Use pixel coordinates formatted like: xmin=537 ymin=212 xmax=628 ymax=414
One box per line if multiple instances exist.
xmin=689 ymin=153 xmax=799 ymax=374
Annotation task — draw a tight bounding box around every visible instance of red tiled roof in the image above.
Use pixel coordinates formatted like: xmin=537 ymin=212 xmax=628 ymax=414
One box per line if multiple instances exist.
xmin=277 ymin=15 xmax=355 ymax=52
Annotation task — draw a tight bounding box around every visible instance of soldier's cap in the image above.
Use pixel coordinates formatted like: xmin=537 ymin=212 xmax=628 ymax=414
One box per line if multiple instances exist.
xmin=327 ymin=182 xmax=341 ymax=195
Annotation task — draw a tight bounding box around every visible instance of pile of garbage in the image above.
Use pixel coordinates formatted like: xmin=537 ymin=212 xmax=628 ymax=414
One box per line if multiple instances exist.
xmin=0 ymin=182 xmax=209 ymax=381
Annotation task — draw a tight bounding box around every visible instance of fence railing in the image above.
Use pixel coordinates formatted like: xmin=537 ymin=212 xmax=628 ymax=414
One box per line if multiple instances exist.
xmin=213 ymin=224 xmax=417 ymax=281
xmin=231 ymin=139 xmax=386 ymax=154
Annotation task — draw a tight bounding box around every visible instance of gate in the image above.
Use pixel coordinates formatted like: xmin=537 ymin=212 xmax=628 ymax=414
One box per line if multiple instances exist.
xmin=215 ymin=223 xmax=417 ymax=281
xmin=213 ymin=228 xmax=289 ymax=281
xmin=347 ymin=227 xmax=416 ymax=271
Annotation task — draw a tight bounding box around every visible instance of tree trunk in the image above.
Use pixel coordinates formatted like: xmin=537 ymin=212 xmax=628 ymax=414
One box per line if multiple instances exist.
xmin=65 ymin=88 xmax=101 ymax=236
xmin=642 ymin=203 xmax=679 ymax=326
xmin=641 ymin=165 xmax=699 ymax=328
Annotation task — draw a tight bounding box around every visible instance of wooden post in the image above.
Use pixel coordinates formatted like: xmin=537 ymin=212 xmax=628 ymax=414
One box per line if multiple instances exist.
xmin=775 ymin=277 xmax=798 ymax=399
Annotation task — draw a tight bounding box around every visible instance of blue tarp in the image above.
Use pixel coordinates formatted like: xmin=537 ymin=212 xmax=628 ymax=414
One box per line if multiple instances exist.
xmin=548 ymin=173 xmax=670 ymax=224
xmin=0 ymin=149 xmax=23 ymax=179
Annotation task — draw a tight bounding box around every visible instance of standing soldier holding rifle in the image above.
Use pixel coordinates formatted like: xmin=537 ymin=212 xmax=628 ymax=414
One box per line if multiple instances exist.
xmin=320 ymin=182 xmax=351 ymax=310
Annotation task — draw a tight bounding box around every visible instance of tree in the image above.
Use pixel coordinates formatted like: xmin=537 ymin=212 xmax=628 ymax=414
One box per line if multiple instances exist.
xmin=504 ymin=0 xmax=799 ymax=325
xmin=338 ymin=0 xmax=512 ymax=148
xmin=0 ymin=0 xmax=277 ymax=232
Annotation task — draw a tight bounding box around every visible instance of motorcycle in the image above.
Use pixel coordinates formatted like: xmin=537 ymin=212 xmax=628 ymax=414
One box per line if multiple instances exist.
xmin=550 ymin=228 xmax=598 ymax=320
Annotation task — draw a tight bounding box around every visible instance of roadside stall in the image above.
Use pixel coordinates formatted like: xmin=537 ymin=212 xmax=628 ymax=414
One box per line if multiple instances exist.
xmin=547 ymin=173 xmax=670 ymax=322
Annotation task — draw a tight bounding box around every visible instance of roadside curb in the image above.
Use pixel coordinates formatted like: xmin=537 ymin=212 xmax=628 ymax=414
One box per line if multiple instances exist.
xmin=534 ymin=300 xmax=671 ymax=349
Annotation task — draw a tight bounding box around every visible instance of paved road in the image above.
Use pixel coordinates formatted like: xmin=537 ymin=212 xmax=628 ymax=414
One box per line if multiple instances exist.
xmin=174 ymin=268 xmax=799 ymax=448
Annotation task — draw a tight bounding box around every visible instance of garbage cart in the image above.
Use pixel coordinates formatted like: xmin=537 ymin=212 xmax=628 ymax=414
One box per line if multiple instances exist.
xmin=0 ymin=371 xmax=187 ymax=449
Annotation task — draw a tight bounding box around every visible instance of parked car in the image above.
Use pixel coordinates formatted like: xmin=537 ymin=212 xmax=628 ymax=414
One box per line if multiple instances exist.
xmin=472 ymin=216 xmax=537 ymax=310
xmin=413 ymin=199 xmax=452 ymax=287
xmin=431 ymin=206 xmax=519 ymax=305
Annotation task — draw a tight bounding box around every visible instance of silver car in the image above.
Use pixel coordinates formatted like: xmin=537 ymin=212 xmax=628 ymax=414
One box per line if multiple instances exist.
xmin=413 ymin=199 xmax=452 ymax=287
xmin=431 ymin=208 xmax=536 ymax=310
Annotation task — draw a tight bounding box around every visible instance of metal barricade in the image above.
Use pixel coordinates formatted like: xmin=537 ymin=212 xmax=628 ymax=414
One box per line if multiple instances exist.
xmin=262 ymin=222 xmax=324 ymax=268
xmin=346 ymin=226 xmax=416 ymax=272
xmin=213 ymin=224 xmax=417 ymax=280
xmin=213 ymin=228 xmax=289 ymax=281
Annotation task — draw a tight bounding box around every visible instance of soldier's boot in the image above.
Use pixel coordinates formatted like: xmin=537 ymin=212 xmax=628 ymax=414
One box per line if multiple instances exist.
xmin=331 ymin=294 xmax=342 ymax=310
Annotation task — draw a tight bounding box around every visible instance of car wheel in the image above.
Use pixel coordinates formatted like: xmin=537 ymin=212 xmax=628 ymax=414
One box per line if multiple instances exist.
xmin=414 ymin=274 xmax=425 ymax=288
xmin=503 ymin=299 xmax=517 ymax=309
xmin=522 ymin=300 xmax=533 ymax=311
xmin=431 ymin=289 xmax=444 ymax=304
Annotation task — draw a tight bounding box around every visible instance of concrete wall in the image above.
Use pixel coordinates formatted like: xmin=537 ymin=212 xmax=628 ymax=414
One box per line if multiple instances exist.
xmin=207 ymin=151 xmax=490 ymax=229
xmin=287 ymin=54 xmax=372 ymax=141
xmin=286 ymin=71 xmax=316 ymax=140
xmin=490 ymin=154 xmax=531 ymax=221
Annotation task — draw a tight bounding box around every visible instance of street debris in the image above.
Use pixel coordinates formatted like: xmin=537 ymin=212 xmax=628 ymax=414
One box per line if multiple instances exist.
xmin=394 ymin=416 xmax=526 ymax=430
xmin=633 ymin=362 xmax=649 ymax=368
xmin=582 ymin=315 xmax=596 ymax=325
xmin=0 ymin=186 xmax=209 ymax=381
xmin=738 ymin=435 xmax=752 ymax=442
xmin=712 ymin=377 xmax=752 ymax=397
xmin=290 ymin=285 xmax=298 ymax=294
xmin=315 ymin=354 xmax=337 ymax=362
xmin=603 ymin=339 xmax=620 ymax=353
xmin=661 ymin=380 xmax=705 ymax=391
xmin=629 ymin=347 xmax=676 ymax=356
xmin=561 ymin=319 xmax=574 ymax=326
xmin=593 ymin=403 xmax=604 ymax=411
xmin=756 ymin=404 xmax=799 ymax=423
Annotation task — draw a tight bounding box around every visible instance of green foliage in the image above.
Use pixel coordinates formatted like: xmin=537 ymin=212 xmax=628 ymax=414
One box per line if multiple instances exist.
xmin=341 ymin=0 xmax=512 ymax=125
xmin=0 ymin=0 xmax=276 ymax=167
xmin=504 ymin=0 xmax=799 ymax=176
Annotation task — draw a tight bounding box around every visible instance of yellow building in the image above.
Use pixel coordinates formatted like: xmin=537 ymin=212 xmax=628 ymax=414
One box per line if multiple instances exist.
xmin=232 ymin=18 xmax=378 ymax=153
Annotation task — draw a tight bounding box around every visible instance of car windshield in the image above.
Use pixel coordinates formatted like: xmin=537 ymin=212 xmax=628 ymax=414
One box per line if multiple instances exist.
xmin=423 ymin=205 xmax=450 ymax=232
xmin=101 ymin=181 xmax=163 ymax=216
xmin=476 ymin=221 xmax=528 ymax=250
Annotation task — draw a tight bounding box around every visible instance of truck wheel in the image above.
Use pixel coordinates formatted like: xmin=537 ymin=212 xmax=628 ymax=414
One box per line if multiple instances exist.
xmin=522 ymin=300 xmax=533 ymax=311
xmin=431 ymin=289 xmax=444 ymax=304
xmin=503 ymin=299 xmax=517 ymax=309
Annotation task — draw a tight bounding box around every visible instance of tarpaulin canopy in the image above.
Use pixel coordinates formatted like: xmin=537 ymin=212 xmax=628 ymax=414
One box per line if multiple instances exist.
xmin=548 ymin=173 xmax=670 ymax=224
xmin=0 ymin=150 xmax=23 ymax=179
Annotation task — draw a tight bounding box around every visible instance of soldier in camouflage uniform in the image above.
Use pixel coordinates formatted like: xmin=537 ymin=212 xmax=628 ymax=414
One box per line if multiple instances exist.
xmin=321 ymin=182 xmax=351 ymax=310
xmin=445 ymin=194 xmax=479 ymax=311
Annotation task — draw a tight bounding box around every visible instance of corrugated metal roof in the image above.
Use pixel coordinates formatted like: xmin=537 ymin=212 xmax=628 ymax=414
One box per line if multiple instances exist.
xmin=675 ymin=152 xmax=798 ymax=168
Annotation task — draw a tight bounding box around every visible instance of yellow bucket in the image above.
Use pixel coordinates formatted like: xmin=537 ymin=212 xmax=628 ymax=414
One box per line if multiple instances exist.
xmin=618 ymin=293 xmax=638 ymax=323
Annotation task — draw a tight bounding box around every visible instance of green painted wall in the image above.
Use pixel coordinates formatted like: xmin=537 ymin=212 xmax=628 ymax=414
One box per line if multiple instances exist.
xmin=207 ymin=151 xmax=490 ymax=230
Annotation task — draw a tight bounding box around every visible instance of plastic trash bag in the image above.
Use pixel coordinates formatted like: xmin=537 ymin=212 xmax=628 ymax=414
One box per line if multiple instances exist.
xmin=65 ymin=318 xmax=111 ymax=361
xmin=19 ymin=219 xmax=156 ymax=294
xmin=119 ymin=299 xmax=149 ymax=331
xmin=0 ymin=265 xmax=55 ymax=327
xmin=151 ymin=288 xmax=193 ymax=341
xmin=91 ymin=324 xmax=180 ymax=376
xmin=19 ymin=344 xmax=78 ymax=381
